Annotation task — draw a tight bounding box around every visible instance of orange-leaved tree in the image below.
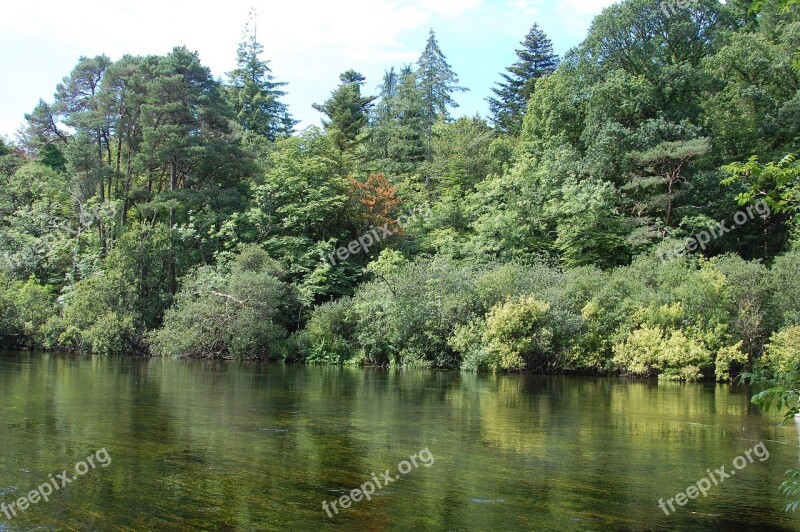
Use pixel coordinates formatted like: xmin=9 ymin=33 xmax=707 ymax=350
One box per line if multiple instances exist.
xmin=346 ymin=173 xmax=403 ymax=235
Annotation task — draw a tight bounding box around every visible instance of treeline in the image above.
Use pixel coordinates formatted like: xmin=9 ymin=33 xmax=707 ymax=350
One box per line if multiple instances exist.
xmin=1 ymin=0 xmax=799 ymax=381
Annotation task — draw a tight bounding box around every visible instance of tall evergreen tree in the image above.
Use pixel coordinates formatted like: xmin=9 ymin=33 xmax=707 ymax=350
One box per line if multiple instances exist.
xmin=416 ymin=29 xmax=468 ymax=152
xmin=313 ymin=70 xmax=376 ymax=153
xmin=488 ymin=23 xmax=559 ymax=134
xmin=369 ymin=67 xmax=400 ymax=160
xmin=140 ymin=47 xmax=243 ymax=293
xmin=54 ymin=55 xmax=113 ymax=248
xmin=227 ymin=10 xmax=296 ymax=140
xmin=387 ymin=66 xmax=427 ymax=175
xmin=20 ymin=99 xmax=69 ymax=152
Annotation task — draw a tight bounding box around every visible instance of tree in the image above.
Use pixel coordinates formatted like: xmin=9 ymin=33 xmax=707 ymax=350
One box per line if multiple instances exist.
xmin=227 ymin=9 xmax=296 ymax=140
xmin=723 ymin=153 xmax=800 ymax=229
xmin=346 ymin=173 xmax=402 ymax=235
xmin=488 ymin=23 xmax=559 ymax=135
xmin=626 ymin=137 xmax=711 ymax=233
xmin=385 ymin=66 xmax=428 ymax=175
xmin=138 ymin=46 xmax=243 ymax=293
xmin=21 ymin=99 xmax=69 ymax=152
xmin=702 ymin=32 xmax=799 ymax=160
xmin=140 ymin=47 xmax=238 ymax=195
xmin=369 ymin=67 xmax=400 ymax=160
xmin=98 ymin=54 xmax=149 ymax=225
xmin=416 ymin=29 xmax=468 ymax=151
xmin=313 ymin=70 xmax=376 ymax=153
xmin=150 ymin=246 xmax=292 ymax=359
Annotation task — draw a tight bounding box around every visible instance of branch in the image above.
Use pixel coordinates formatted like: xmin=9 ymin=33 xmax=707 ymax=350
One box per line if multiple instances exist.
xmin=209 ymin=291 xmax=246 ymax=306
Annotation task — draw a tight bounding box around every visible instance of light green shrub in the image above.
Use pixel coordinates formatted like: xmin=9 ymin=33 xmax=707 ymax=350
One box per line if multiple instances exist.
xmin=483 ymin=296 xmax=553 ymax=372
xmin=612 ymin=326 xmax=712 ymax=381
xmin=760 ymin=326 xmax=800 ymax=374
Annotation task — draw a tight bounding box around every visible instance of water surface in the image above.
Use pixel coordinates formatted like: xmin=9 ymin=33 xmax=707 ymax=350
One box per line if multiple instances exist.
xmin=1 ymin=352 xmax=799 ymax=530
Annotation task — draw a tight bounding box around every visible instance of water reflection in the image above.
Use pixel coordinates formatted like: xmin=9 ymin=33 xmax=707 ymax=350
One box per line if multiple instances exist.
xmin=0 ymin=352 xmax=798 ymax=530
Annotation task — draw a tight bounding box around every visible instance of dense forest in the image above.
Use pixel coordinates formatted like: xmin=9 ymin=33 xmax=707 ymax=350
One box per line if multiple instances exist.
xmin=1 ymin=0 xmax=799 ymax=382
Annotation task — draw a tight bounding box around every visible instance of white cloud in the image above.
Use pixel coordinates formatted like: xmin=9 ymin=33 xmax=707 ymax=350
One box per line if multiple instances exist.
xmin=0 ymin=0 xmax=483 ymax=71
xmin=507 ymin=0 xmax=617 ymax=33
xmin=418 ymin=0 xmax=484 ymax=16
xmin=506 ymin=0 xmax=539 ymax=16
xmin=558 ymin=0 xmax=618 ymax=15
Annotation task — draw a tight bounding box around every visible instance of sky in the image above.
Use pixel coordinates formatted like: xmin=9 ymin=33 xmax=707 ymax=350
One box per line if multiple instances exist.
xmin=0 ymin=0 xmax=618 ymax=139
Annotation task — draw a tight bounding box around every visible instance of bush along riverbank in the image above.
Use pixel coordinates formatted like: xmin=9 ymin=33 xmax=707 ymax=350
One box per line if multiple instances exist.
xmin=5 ymin=247 xmax=799 ymax=382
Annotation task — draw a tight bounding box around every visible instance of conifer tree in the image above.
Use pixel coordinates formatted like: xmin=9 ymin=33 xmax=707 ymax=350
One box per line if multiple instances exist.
xmin=387 ymin=66 xmax=428 ymax=175
xmin=416 ymin=29 xmax=468 ymax=151
xmin=227 ymin=10 xmax=296 ymax=140
xmin=488 ymin=23 xmax=559 ymax=134
xmin=313 ymin=70 xmax=376 ymax=153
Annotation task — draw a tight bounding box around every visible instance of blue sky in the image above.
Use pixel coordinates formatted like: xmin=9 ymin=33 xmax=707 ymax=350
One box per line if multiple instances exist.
xmin=0 ymin=0 xmax=617 ymax=139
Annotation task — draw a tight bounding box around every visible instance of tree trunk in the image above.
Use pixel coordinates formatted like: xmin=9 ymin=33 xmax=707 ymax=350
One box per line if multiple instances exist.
xmin=168 ymin=156 xmax=178 ymax=295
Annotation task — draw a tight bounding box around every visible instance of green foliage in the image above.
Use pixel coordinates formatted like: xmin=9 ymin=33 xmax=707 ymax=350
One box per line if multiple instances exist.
xmin=13 ymin=278 xmax=57 ymax=347
xmin=723 ymin=154 xmax=800 ymax=224
xmin=781 ymin=469 xmax=800 ymax=513
xmin=488 ymin=23 xmax=559 ymax=134
xmin=482 ymin=296 xmax=553 ymax=372
xmin=296 ymin=298 xmax=358 ymax=364
xmin=53 ymin=270 xmax=139 ymax=355
xmin=313 ymin=70 xmax=376 ymax=153
xmin=759 ymin=326 xmax=800 ymax=374
xmin=226 ymin=10 xmax=295 ymax=140
xmin=612 ymin=326 xmax=712 ymax=381
xmin=715 ymin=343 xmax=749 ymax=381
xmin=4 ymin=1 xmax=800 ymax=401
xmin=554 ymin=178 xmax=630 ymax=268
xmin=771 ymin=251 xmax=800 ymax=327
xmin=416 ymin=29 xmax=468 ymax=150
xmin=0 ymin=276 xmax=58 ymax=348
xmin=150 ymin=246 xmax=291 ymax=359
xmin=425 ymin=117 xmax=499 ymax=192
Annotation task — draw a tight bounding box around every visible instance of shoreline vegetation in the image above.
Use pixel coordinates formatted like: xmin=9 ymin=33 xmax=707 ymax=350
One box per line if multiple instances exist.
xmin=1 ymin=0 xmax=799 ymax=384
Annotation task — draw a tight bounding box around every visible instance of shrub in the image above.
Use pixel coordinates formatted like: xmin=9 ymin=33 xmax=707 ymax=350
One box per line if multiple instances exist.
xmin=482 ymin=296 xmax=554 ymax=372
xmin=771 ymin=252 xmax=800 ymax=329
xmin=298 ymin=298 xmax=358 ymax=364
xmin=715 ymin=343 xmax=748 ymax=381
xmin=52 ymin=271 xmax=139 ymax=354
xmin=13 ymin=278 xmax=57 ymax=347
xmin=760 ymin=326 xmax=800 ymax=375
xmin=150 ymin=248 xmax=291 ymax=359
xmin=612 ymin=327 xmax=712 ymax=381
xmin=449 ymin=319 xmax=490 ymax=372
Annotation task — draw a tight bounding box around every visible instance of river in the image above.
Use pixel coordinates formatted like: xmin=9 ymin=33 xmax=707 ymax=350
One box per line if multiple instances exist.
xmin=1 ymin=352 xmax=798 ymax=530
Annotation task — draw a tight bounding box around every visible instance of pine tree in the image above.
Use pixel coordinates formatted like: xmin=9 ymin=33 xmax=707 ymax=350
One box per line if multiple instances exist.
xmin=369 ymin=68 xmax=400 ymax=160
xmin=227 ymin=10 xmax=296 ymax=140
xmin=488 ymin=23 xmax=559 ymax=134
xmin=141 ymin=46 xmax=244 ymax=292
xmin=387 ymin=66 xmax=428 ymax=175
xmin=416 ymin=29 xmax=468 ymax=152
xmin=313 ymin=70 xmax=376 ymax=153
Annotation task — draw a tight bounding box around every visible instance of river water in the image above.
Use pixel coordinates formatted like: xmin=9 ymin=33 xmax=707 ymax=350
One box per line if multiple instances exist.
xmin=1 ymin=352 xmax=799 ymax=530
